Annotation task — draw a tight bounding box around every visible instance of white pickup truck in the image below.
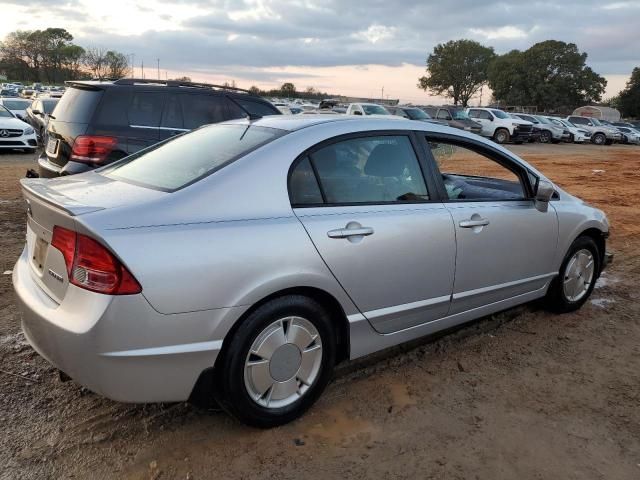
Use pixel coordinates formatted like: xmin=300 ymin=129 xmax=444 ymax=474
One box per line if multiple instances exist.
xmin=346 ymin=103 xmax=391 ymax=116
xmin=466 ymin=107 xmax=533 ymax=144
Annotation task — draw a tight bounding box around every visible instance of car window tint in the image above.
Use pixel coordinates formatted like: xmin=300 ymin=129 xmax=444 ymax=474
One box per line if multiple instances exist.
xmin=570 ymin=117 xmax=588 ymax=125
xmin=46 ymin=88 xmax=102 ymax=123
xmin=161 ymin=94 xmax=183 ymax=129
xmin=225 ymin=98 xmax=247 ymax=119
xmin=289 ymin=157 xmax=323 ymax=205
xmin=234 ymin=98 xmax=279 ymax=117
xmin=128 ymin=92 xmax=165 ymax=127
xmin=106 ymin=124 xmax=283 ymax=190
xmin=309 ymin=135 xmax=428 ymax=204
xmin=436 ymin=109 xmax=451 ymax=120
xmin=180 ymin=94 xmax=226 ymax=129
xmin=428 ymin=140 xmax=526 ymax=201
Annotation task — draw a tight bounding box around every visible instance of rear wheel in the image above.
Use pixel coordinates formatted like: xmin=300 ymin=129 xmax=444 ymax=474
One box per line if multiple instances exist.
xmin=592 ymin=133 xmax=606 ymax=145
xmin=214 ymin=295 xmax=336 ymax=428
xmin=493 ymin=128 xmax=510 ymax=144
xmin=545 ymin=236 xmax=599 ymax=313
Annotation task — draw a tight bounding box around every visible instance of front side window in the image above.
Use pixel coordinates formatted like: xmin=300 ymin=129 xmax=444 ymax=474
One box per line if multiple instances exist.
xmin=437 ymin=109 xmax=452 ymax=120
xmin=451 ymin=109 xmax=470 ymax=120
xmin=428 ymin=139 xmax=526 ymax=201
xmin=106 ymin=124 xmax=283 ymax=190
xmin=491 ymin=109 xmax=509 ymax=119
xmin=291 ymin=135 xmax=428 ymax=205
xmin=180 ymin=94 xmax=226 ymax=129
xmin=570 ymin=117 xmax=589 ymax=125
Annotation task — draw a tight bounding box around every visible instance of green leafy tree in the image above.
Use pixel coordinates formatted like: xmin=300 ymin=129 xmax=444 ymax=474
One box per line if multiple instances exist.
xmin=418 ymin=39 xmax=495 ymax=106
xmin=488 ymin=40 xmax=607 ymax=110
xmin=104 ymin=50 xmax=128 ymax=79
xmin=618 ymin=67 xmax=640 ymax=118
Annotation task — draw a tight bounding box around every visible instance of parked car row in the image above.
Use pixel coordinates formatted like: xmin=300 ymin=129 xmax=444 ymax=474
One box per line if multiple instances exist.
xmin=1 ymin=82 xmax=66 ymax=99
xmin=0 ymin=104 xmax=37 ymax=153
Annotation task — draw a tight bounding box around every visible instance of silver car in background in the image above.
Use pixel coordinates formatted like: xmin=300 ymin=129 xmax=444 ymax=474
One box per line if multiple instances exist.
xmin=13 ymin=116 xmax=610 ymax=427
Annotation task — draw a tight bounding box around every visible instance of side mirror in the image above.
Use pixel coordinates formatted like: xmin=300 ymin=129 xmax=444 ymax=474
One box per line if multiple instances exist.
xmin=488 ymin=116 xmax=494 ymax=122
xmin=353 ymin=110 xmax=362 ymax=116
xmin=534 ymin=179 xmax=554 ymax=212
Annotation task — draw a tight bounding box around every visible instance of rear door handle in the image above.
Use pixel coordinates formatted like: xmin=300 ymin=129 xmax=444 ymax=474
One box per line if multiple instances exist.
xmin=459 ymin=218 xmax=490 ymax=228
xmin=327 ymin=227 xmax=374 ymax=238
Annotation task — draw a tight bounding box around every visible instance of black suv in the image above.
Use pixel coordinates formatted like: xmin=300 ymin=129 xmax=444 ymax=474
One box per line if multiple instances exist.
xmin=38 ymin=79 xmax=280 ymax=177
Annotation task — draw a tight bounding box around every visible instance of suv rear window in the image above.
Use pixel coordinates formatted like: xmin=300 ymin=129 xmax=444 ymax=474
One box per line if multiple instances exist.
xmin=233 ymin=98 xmax=279 ymax=117
xmin=105 ymin=124 xmax=284 ymax=191
xmin=51 ymin=87 xmax=103 ymax=123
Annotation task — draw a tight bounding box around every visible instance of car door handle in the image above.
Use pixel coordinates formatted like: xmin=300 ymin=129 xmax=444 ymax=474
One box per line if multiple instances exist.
xmin=327 ymin=227 xmax=374 ymax=238
xmin=459 ymin=218 xmax=490 ymax=228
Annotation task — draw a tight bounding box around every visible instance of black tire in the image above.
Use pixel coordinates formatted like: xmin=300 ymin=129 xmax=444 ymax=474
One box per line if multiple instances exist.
xmin=213 ymin=295 xmax=336 ymax=428
xmin=592 ymin=133 xmax=606 ymax=145
xmin=493 ymin=128 xmax=510 ymax=144
xmin=545 ymin=236 xmax=600 ymax=313
xmin=605 ymin=139 xmax=613 ymax=145
xmin=568 ymin=133 xmax=575 ymax=143
xmin=540 ymin=130 xmax=552 ymax=143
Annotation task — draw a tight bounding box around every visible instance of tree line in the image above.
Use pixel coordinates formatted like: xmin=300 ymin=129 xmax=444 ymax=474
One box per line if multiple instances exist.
xmin=0 ymin=28 xmax=130 ymax=83
xmin=417 ymin=38 xmax=635 ymax=113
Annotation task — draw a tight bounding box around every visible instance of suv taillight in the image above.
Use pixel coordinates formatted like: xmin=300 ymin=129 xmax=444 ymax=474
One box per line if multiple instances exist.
xmin=51 ymin=226 xmax=141 ymax=295
xmin=70 ymin=135 xmax=117 ymax=164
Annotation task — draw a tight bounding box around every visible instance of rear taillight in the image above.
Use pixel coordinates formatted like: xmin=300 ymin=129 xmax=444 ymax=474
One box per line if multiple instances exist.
xmin=51 ymin=226 xmax=141 ymax=295
xmin=70 ymin=135 xmax=117 ymax=164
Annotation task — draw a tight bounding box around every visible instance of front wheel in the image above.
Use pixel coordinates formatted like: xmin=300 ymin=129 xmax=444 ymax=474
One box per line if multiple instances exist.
xmin=540 ymin=130 xmax=552 ymax=143
xmin=545 ymin=236 xmax=600 ymax=313
xmin=493 ymin=128 xmax=510 ymax=144
xmin=214 ymin=295 xmax=336 ymax=427
xmin=592 ymin=133 xmax=606 ymax=145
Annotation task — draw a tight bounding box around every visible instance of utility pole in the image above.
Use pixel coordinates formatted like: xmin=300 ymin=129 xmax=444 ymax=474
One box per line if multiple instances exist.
xmin=127 ymin=53 xmax=134 ymax=77
xmin=479 ymin=86 xmax=483 ymax=107
xmin=157 ymin=58 xmax=160 ymax=80
xmin=381 ymin=86 xmax=384 ymax=101
xmin=141 ymin=60 xmax=144 ymax=79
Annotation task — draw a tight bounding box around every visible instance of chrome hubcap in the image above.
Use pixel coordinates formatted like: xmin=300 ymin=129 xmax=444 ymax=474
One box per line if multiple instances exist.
xmin=244 ymin=316 xmax=322 ymax=409
xmin=563 ymin=249 xmax=595 ymax=302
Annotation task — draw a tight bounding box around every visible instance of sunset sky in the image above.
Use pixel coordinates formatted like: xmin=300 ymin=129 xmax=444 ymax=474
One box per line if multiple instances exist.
xmin=1 ymin=0 xmax=638 ymax=104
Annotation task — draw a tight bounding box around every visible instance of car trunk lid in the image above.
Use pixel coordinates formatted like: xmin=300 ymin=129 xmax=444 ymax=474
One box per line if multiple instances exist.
xmin=20 ymin=174 xmax=165 ymax=303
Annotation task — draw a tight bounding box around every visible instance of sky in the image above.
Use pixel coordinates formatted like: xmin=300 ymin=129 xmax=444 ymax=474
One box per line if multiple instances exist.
xmin=1 ymin=0 xmax=639 ymax=104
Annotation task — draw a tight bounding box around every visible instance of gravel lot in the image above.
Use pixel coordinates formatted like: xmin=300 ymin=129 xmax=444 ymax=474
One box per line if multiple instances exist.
xmin=1 ymin=144 xmax=639 ymax=480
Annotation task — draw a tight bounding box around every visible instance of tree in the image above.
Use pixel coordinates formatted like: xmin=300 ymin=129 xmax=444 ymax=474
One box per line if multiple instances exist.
xmin=104 ymin=50 xmax=128 ymax=79
xmin=418 ymin=39 xmax=495 ymax=106
xmin=248 ymin=85 xmax=261 ymax=95
xmin=488 ymin=40 xmax=607 ymax=110
xmin=82 ymin=47 xmax=108 ymax=79
xmin=171 ymin=76 xmax=192 ymax=82
xmin=280 ymin=82 xmax=296 ymax=96
xmin=618 ymin=67 xmax=640 ymax=118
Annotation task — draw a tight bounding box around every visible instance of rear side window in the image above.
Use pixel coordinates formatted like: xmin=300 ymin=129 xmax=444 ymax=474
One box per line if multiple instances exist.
xmin=51 ymin=87 xmax=103 ymax=123
xmin=106 ymin=124 xmax=284 ymax=190
xmin=233 ymin=98 xmax=279 ymax=117
xmin=289 ymin=157 xmax=323 ymax=205
xmin=180 ymin=94 xmax=227 ymax=129
xmin=161 ymin=94 xmax=183 ymax=129
xmin=128 ymin=92 xmax=165 ymax=127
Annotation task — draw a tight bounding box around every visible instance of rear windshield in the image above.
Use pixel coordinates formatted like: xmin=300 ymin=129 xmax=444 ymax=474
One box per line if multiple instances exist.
xmin=105 ymin=124 xmax=284 ymax=191
xmin=51 ymin=87 xmax=103 ymax=123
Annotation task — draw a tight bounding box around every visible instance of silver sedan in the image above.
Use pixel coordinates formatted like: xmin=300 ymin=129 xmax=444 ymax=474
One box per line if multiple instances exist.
xmin=13 ymin=116 xmax=611 ymax=427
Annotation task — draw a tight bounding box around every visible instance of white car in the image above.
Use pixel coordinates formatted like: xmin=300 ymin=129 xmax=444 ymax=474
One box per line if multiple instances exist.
xmin=273 ymin=103 xmax=293 ymax=115
xmin=0 ymin=98 xmax=31 ymax=121
xmin=550 ymin=118 xmax=591 ymax=143
xmin=467 ymin=107 xmax=533 ymax=144
xmin=616 ymin=126 xmax=640 ymax=145
xmin=0 ymin=105 xmax=37 ymax=152
xmin=346 ymin=103 xmax=391 ymax=116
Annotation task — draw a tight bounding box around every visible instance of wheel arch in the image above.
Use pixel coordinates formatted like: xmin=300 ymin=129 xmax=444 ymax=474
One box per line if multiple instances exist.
xmin=574 ymin=227 xmax=607 ymax=274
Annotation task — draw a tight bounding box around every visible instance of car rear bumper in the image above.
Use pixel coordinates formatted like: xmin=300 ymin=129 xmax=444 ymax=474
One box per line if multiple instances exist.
xmin=13 ymin=247 xmax=236 ymax=403
xmin=38 ymin=155 xmax=94 ymax=178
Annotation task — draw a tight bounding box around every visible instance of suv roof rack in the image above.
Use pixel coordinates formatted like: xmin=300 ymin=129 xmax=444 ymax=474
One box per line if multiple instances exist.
xmin=112 ymin=78 xmax=255 ymax=95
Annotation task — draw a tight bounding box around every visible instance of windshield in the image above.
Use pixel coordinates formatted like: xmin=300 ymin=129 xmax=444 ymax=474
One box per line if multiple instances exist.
xmin=491 ymin=109 xmax=509 ymax=119
xmin=590 ymin=118 xmax=603 ymax=126
xmin=405 ymin=108 xmax=430 ymax=120
xmin=2 ymin=99 xmax=30 ymax=110
xmin=106 ymin=124 xmax=284 ymax=191
xmin=362 ymin=104 xmax=390 ymax=115
xmin=534 ymin=116 xmax=552 ymax=124
xmin=0 ymin=106 xmax=13 ymax=118
xmin=549 ymin=118 xmax=564 ymax=127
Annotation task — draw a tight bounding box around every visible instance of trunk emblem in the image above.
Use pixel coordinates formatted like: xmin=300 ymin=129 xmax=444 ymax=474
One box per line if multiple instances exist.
xmin=48 ymin=269 xmax=63 ymax=282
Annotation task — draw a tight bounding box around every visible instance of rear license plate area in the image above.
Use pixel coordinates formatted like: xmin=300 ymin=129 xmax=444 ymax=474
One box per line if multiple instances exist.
xmin=46 ymin=137 xmax=59 ymax=157
xmin=32 ymin=237 xmax=48 ymax=272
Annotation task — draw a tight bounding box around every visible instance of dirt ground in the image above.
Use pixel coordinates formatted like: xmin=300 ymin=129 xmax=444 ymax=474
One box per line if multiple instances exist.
xmin=1 ymin=143 xmax=639 ymax=480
